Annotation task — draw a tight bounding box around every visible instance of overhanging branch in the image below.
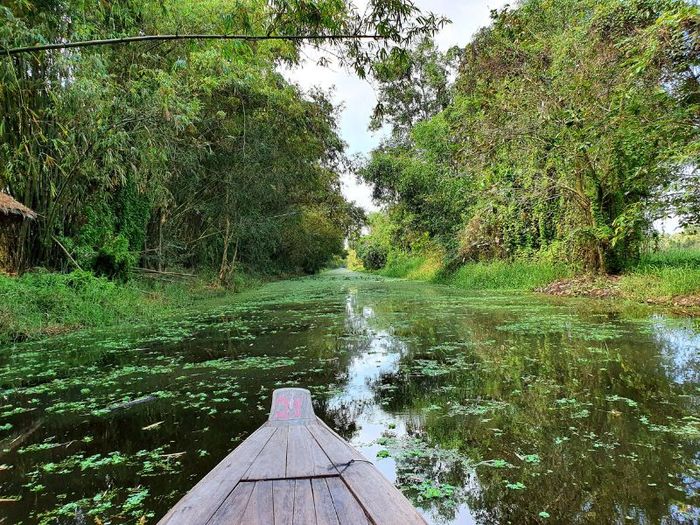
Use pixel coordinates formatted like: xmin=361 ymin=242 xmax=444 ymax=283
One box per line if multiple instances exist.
xmin=1 ymin=34 xmax=387 ymax=57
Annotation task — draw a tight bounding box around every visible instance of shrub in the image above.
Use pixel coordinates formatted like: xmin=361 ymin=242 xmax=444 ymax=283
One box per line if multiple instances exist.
xmin=346 ymin=249 xmax=364 ymax=271
xmin=93 ymin=234 xmax=137 ymax=281
xmin=356 ymin=240 xmax=388 ymax=270
xmin=0 ymin=270 xmax=143 ymax=342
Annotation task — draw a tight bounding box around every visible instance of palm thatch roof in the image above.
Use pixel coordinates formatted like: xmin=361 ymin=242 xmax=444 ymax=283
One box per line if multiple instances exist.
xmin=0 ymin=192 xmax=37 ymax=220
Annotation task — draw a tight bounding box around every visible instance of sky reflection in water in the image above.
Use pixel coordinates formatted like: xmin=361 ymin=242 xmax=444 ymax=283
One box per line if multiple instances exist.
xmin=0 ymin=271 xmax=698 ymax=524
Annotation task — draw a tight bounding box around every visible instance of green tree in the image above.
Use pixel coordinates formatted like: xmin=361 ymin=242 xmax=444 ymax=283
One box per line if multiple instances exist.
xmin=360 ymin=0 xmax=699 ymax=273
xmin=0 ymin=0 xmax=444 ymax=278
xmin=370 ymin=38 xmax=460 ymax=140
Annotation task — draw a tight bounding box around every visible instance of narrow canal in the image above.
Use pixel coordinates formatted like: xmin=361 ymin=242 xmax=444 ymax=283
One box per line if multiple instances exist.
xmin=1 ymin=270 xmax=698 ymax=523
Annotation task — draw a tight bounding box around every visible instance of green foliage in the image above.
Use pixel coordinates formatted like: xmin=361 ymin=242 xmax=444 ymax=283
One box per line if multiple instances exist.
xmin=360 ymin=0 xmax=700 ymax=275
xmin=0 ymin=269 xmax=251 ymax=343
xmin=620 ymin=267 xmax=700 ymax=299
xmin=616 ymin=245 xmax=700 ymax=299
xmin=279 ymin=206 xmax=347 ymax=274
xmin=353 ymin=212 xmax=394 ymax=269
xmin=345 ymin=249 xmax=364 ymax=271
xmin=361 ymin=113 xmax=467 ymax=242
xmin=1 ymin=0 xmax=439 ymax=279
xmin=379 ymin=252 xmax=427 ymax=278
xmin=115 ymin=178 xmax=152 ymax=257
xmin=0 ymin=270 xmax=145 ymax=343
xmin=372 ymin=252 xmax=571 ymax=291
xmin=658 ymin=229 xmax=700 ymax=251
xmin=357 ymin=205 xmax=573 ymax=290
xmin=637 ymin=247 xmax=700 ymax=270
xmin=370 ymin=38 xmax=460 ymax=140
xmin=414 ymin=481 xmax=456 ymax=500
xmin=356 ymin=241 xmax=388 ymax=270
xmin=444 ymin=260 xmax=572 ymax=291
xmin=93 ymin=235 xmax=137 ymax=281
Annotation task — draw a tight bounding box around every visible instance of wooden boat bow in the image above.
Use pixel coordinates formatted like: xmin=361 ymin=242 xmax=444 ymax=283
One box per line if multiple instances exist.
xmin=157 ymin=387 xmax=426 ymax=524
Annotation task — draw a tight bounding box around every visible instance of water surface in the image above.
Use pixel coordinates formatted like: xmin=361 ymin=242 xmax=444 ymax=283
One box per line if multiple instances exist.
xmin=1 ymin=270 xmax=698 ymax=523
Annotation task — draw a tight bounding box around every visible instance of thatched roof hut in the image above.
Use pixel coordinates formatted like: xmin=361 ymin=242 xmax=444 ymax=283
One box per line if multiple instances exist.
xmin=0 ymin=192 xmax=36 ymax=222
xmin=0 ymin=192 xmax=35 ymax=272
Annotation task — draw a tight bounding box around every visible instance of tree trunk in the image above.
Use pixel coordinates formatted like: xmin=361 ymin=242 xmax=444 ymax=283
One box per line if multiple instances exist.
xmin=219 ymin=217 xmax=231 ymax=283
xmin=158 ymin=210 xmax=165 ymax=272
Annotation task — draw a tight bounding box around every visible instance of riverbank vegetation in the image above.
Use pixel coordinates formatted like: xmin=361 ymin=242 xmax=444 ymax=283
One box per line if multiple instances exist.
xmin=353 ymin=217 xmax=700 ymax=304
xmin=0 ymin=0 xmax=446 ymax=339
xmin=1 ymin=0 xmax=445 ymax=281
xmin=353 ymin=0 xmax=700 ymax=301
xmin=0 ymin=270 xmax=262 ymax=343
xmin=2 ymin=0 xmax=699 ymax=340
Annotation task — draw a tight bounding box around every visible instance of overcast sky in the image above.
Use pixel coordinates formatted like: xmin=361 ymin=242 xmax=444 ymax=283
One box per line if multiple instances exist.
xmin=281 ymin=0 xmax=509 ymax=212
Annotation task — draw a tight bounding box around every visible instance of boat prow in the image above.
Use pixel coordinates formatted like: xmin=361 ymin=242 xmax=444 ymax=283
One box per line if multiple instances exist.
xmin=157 ymin=388 xmax=426 ymax=524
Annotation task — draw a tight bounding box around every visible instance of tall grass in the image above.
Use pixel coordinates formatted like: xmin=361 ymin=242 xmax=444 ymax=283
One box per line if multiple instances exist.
xmin=0 ymin=270 xmax=240 ymax=344
xmin=620 ymin=248 xmax=700 ymax=299
xmin=346 ymin=249 xmax=364 ymax=271
xmin=442 ymin=260 xmax=572 ymax=290
xmin=364 ymin=245 xmax=700 ymax=300
xmin=374 ymin=250 xmax=571 ymax=291
xmin=379 ymin=252 xmax=443 ymax=281
xmin=619 ymin=268 xmax=700 ymax=299
xmin=636 ymin=248 xmax=700 ymax=270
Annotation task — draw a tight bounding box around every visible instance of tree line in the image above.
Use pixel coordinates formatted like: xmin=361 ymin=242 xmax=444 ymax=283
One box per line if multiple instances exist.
xmin=358 ymin=0 xmax=699 ymax=274
xmin=0 ymin=0 xmax=443 ymax=281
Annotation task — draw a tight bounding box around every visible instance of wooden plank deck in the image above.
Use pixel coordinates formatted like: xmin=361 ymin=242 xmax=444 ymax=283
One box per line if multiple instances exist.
xmin=158 ymin=388 xmax=426 ymax=525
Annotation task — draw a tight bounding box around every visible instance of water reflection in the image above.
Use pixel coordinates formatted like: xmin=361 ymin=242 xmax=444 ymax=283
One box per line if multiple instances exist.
xmin=649 ymin=315 xmax=700 ymax=385
xmin=0 ymin=271 xmax=697 ymax=524
xmin=322 ymin=275 xmax=700 ymax=524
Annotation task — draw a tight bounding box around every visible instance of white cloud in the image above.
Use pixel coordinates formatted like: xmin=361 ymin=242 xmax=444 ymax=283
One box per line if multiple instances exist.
xmin=654 ymin=216 xmax=681 ymax=235
xmin=280 ymin=0 xmax=509 ymax=211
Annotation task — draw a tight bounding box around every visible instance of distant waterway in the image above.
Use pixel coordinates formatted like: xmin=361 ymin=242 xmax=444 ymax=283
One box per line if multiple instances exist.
xmin=1 ymin=270 xmax=698 ymax=524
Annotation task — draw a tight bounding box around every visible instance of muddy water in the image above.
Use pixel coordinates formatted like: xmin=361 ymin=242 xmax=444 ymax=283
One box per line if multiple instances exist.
xmin=0 ymin=270 xmax=698 ymax=524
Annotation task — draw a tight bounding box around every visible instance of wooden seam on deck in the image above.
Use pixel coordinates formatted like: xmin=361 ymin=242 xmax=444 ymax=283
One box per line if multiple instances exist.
xmin=242 ymin=474 xmax=342 ymax=482
xmin=158 ymin=388 xmax=425 ymax=525
xmin=158 ymin=425 xmax=277 ymax=525
xmin=242 ymin=426 xmax=289 ymax=480
xmin=203 ymin=427 xmax=277 ymax=524
xmin=307 ymin=418 xmax=425 ymax=525
xmin=242 ymin=424 xmax=341 ymax=481
xmin=223 ymin=476 xmax=371 ymax=525
xmin=306 ymin=426 xmax=377 ymax=524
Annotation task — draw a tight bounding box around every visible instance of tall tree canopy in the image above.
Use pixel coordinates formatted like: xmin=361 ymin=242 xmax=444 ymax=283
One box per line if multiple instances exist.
xmin=0 ymin=0 xmax=443 ymax=278
xmin=361 ymin=0 xmax=699 ymax=273
xmin=370 ymin=38 xmax=460 ymax=140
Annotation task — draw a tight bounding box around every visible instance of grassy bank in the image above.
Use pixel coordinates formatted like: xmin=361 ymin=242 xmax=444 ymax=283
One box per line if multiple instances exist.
xmin=0 ymin=270 xmax=261 ymax=344
xmin=619 ymin=248 xmax=700 ymax=302
xmin=352 ymin=248 xmax=700 ymax=306
xmin=366 ymin=250 xmax=573 ymax=290
xmin=443 ymin=260 xmax=572 ymax=290
xmin=6 ymin=247 xmax=699 ymax=345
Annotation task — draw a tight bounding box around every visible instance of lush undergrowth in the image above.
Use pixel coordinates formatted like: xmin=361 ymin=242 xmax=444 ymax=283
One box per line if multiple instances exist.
xmin=620 ymin=248 xmax=700 ymax=300
xmin=5 ymin=247 xmax=700 ymax=346
xmin=358 ymin=247 xmax=700 ymax=304
xmin=441 ymin=260 xmax=572 ymax=290
xmin=374 ymin=252 xmax=572 ymax=290
xmin=379 ymin=251 xmax=444 ymax=281
xmin=620 ymin=268 xmax=700 ymax=301
xmin=0 ymin=270 xmax=261 ymax=344
xmin=636 ymin=247 xmax=700 ymax=269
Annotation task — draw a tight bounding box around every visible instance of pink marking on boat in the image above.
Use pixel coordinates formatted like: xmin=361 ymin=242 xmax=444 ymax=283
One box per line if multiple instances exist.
xmin=272 ymin=393 xmax=304 ymax=420
xmin=273 ymin=395 xmax=290 ymax=420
